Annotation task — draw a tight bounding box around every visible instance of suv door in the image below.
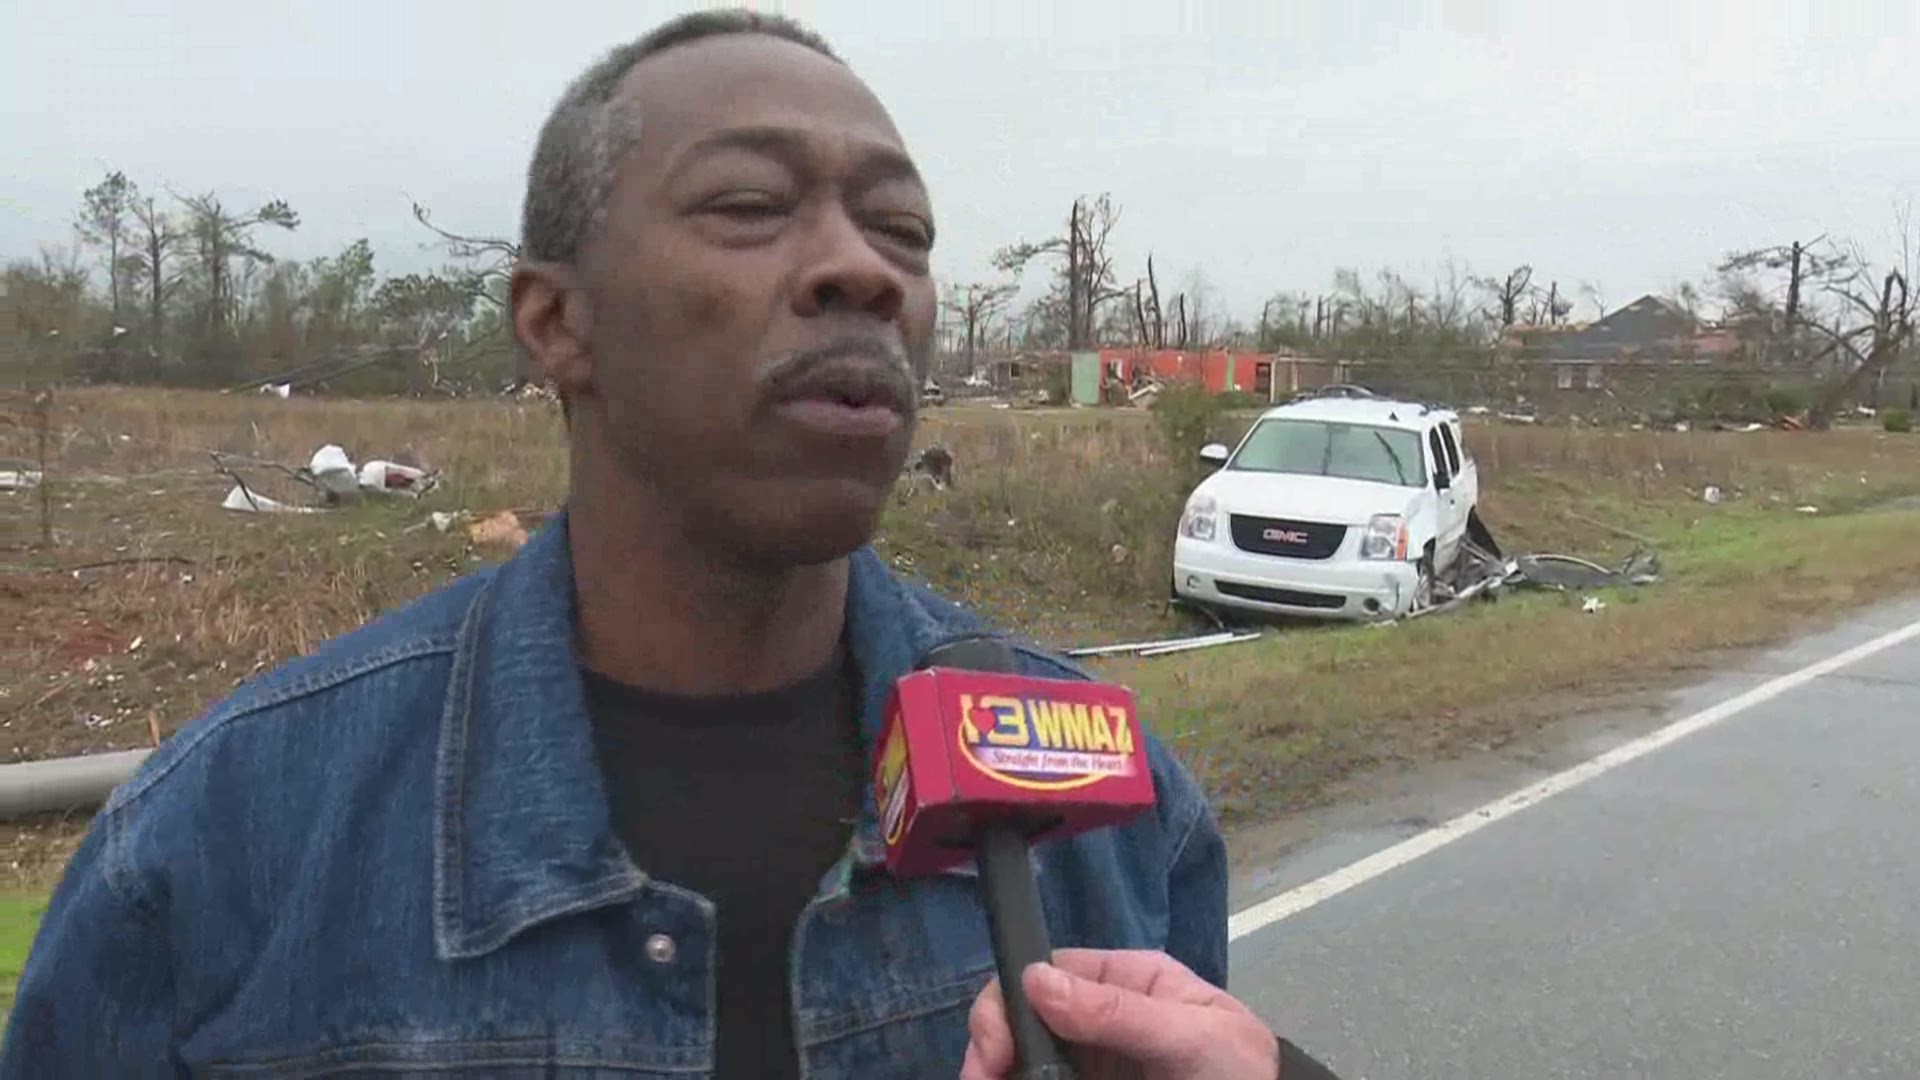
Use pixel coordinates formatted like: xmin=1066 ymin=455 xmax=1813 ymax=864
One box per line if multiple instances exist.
xmin=1442 ymin=419 xmax=1477 ymax=513
xmin=1428 ymin=422 xmax=1468 ymax=568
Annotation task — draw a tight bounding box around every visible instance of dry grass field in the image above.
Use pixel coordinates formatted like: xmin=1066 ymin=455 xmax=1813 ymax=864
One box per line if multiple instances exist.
xmin=2 ymin=387 xmax=1918 ymax=862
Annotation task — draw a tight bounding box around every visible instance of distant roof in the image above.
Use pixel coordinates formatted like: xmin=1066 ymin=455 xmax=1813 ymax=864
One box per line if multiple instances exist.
xmin=1263 ymin=396 xmax=1453 ymax=430
xmin=1505 ymin=293 xmax=1727 ymax=362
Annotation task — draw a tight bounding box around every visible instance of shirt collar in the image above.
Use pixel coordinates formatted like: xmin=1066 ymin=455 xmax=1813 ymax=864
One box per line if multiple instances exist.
xmin=432 ymin=509 xmax=993 ymax=958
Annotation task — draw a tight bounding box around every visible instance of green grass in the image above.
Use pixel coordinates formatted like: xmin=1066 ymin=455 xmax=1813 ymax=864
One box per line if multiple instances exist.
xmin=0 ymin=892 xmax=48 ymax=1019
xmin=1103 ymin=504 xmax=1920 ymax=826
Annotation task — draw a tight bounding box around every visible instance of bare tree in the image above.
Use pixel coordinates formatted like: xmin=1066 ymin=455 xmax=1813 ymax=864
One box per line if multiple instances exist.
xmin=1716 ymin=234 xmax=1845 ymax=363
xmin=176 ymin=192 xmax=298 ymax=335
xmin=939 ymin=281 xmax=1016 ymax=377
xmin=994 ymin=194 xmax=1129 ymax=350
xmin=1576 ymin=280 xmax=1607 ymax=320
xmin=410 ymin=202 xmax=518 ymax=311
xmin=1130 ymin=254 xmax=1167 ymax=348
xmin=1524 ymin=280 xmax=1573 ymax=325
xmin=1718 ymin=235 xmax=1832 ymax=333
xmin=1477 ymin=265 xmax=1533 ymax=329
xmin=1804 ymin=210 xmax=1917 ymax=427
xmin=1427 ymin=259 xmax=1475 ymax=333
xmin=1664 ymin=281 xmax=1703 ymax=320
xmin=75 ymin=171 xmax=136 ymax=327
xmin=127 ymin=194 xmax=186 ymax=356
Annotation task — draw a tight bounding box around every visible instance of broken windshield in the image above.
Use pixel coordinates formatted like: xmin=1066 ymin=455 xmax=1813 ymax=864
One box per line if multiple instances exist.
xmin=1229 ymin=419 xmax=1427 ymax=487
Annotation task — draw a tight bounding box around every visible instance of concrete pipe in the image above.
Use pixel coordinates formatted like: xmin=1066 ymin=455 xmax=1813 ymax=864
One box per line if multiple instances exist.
xmin=0 ymin=750 xmax=151 ymax=819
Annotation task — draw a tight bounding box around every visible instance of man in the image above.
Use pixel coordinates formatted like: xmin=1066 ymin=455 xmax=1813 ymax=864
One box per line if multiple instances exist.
xmin=5 ymin=11 xmax=1339 ymax=1079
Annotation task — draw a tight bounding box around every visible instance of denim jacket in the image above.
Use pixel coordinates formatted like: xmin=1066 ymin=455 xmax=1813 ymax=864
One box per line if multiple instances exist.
xmin=3 ymin=512 xmax=1228 ymax=1078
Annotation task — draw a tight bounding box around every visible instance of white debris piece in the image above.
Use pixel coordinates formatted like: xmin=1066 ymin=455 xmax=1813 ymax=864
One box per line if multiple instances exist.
xmin=260 ymin=382 xmax=292 ymax=399
xmin=1582 ymin=596 xmax=1607 ymax=614
xmin=0 ymin=470 xmax=43 ymax=491
xmin=1702 ymin=485 xmax=1724 ymax=504
xmin=221 ymin=484 xmax=321 ymax=514
xmin=357 ymin=460 xmax=436 ymax=497
xmin=307 ymin=445 xmax=360 ymax=498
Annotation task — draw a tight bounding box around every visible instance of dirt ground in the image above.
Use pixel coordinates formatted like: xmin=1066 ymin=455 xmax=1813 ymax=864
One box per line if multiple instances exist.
xmin=5 ymin=389 xmax=1920 ymax=887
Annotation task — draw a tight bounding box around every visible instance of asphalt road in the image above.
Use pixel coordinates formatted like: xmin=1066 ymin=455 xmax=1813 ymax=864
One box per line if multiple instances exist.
xmin=1229 ymin=598 xmax=1920 ymax=1079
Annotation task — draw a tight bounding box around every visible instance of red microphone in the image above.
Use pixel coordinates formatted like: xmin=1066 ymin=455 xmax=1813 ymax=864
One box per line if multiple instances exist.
xmin=873 ymin=637 xmax=1157 ymax=1079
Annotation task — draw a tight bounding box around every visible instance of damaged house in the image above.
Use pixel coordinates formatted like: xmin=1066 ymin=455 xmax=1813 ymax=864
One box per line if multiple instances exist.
xmin=1501 ymin=295 xmax=1749 ymax=397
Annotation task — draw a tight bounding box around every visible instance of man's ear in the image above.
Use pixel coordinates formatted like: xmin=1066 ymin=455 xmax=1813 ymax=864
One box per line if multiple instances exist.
xmin=510 ymin=260 xmax=594 ymax=401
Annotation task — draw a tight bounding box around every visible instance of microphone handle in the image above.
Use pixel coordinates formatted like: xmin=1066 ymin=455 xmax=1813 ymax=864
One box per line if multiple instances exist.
xmin=977 ymin=822 xmax=1077 ymax=1079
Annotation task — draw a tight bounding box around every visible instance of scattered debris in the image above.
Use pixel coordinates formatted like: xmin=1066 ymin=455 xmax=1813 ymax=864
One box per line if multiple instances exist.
xmin=307 ymin=445 xmax=359 ymax=499
xmin=356 ymin=459 xmax=436 ymax=497
xmin=1065 ymin=630 xmax=1263 ymax=659
xmin=907 ymin=445 xmax=956 ymax=490
xmin=213 ymin=443 xmax=441 ymax=512
xmin=1406 ymin=513 xmax=1662 ymax=623
xmin=220 ymin=484 xmax=321 ymax=514
xmin=1136 ymin=631 xmax=1263 ymax=657
xmin=1511 ymin=549 xmax=1661 ymax=591
xmin=1702 ymin=485 xmax=1724 ymax=504
xmin=429 ymin=510 xmax=468 ymax=533
xmin=303 ymin=444 xmax=439 ymax=501
xmin=1582 ymin=596 xmax=1607 ymax=615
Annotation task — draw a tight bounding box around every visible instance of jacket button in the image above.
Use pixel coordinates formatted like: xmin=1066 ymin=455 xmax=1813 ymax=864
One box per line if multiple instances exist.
xmin=644 ymin=933 xmax=677 ymax=965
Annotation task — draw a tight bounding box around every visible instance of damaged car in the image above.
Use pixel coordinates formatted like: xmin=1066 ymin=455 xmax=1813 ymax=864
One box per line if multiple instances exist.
xmin=1172 ymin=395 xmax=1478 ymax=621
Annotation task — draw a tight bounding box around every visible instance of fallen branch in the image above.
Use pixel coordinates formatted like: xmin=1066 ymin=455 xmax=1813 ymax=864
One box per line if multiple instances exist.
xmin=1562 ymin=509 xmax=1658 ymax=547
xmin=62 ymin=555 xmax=195 ymax=573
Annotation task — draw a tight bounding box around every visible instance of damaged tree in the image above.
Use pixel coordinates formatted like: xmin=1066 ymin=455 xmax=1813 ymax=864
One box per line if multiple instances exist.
xmin=1791 ymin=208 xmax=1919 ymax=428
xmin=1478 ymin=265 xmax=1534 ymax=329
xmin=1806 ymin=265 xmax=1914 ymax=428
xmin=1715 ymin=234 xmax=1845 ymax=365
xmin=939 ymin=282 xmax=1015 ymax=378
xmin=994 ymin=194 xmax=1129 ymax=350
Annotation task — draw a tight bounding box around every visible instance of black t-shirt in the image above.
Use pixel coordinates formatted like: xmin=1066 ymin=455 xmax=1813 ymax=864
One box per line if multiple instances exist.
xmin=583 ymin=647 xmax=863 ymax=1080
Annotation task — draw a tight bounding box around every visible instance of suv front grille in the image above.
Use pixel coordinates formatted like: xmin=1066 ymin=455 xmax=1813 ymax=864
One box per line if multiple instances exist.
xmin=1228 ymin=515 xmax=1347 ymax=560
xmin=1216 ymin=581 xmax=1347 ymax=609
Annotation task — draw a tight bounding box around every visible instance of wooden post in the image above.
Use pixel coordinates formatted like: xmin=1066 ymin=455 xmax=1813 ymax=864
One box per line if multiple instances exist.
xmin=34 ymin=390 xmax=53 ymax=547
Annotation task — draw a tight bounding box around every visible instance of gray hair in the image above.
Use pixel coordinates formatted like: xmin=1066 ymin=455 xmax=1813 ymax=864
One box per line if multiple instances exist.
xmin=520 ymin=10 xmax=842 ymax=265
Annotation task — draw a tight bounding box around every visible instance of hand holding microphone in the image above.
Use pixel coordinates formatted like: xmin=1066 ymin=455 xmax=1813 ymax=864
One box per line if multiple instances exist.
xmin=876 ymin=639 xmax=1310 ymax=1080
xmin=959 ymin=949 xmax=1285 ymax=1080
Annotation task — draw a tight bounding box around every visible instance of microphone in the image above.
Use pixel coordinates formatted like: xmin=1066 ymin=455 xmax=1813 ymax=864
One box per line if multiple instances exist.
xmin=872 ymin=637 xmax=1157 ymax=1079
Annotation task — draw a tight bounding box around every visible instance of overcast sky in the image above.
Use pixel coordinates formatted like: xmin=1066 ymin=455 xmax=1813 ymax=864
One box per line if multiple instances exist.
xmin=5 ymin=0 xmax=1916 ymax=322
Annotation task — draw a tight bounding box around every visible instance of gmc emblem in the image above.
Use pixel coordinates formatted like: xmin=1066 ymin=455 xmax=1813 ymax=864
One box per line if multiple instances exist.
xmin=1263 ymin=527 xmax=1310 ymax=544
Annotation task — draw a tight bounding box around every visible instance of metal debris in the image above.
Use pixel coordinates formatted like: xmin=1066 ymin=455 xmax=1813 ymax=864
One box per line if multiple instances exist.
xmin=1065 ymin=630 xmax=1263 ymax=659
xmin=1405 ymin=515 xmax=1661 ymax=622
xmin=1511 ymin=549 xmax=1661 ymax=591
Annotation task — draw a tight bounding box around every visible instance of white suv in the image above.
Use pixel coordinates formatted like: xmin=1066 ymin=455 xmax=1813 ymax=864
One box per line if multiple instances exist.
xmin=1171 ymin=396 xmax=1479 ymax=621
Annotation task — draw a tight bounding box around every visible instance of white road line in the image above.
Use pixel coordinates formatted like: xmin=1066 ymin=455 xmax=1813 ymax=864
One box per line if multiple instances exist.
xmin=1227 ymin=614 xmax=1920 ymax=943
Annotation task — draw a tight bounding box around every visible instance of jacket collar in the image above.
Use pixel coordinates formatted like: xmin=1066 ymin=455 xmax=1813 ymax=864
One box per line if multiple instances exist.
xmin=432 ymin=509 xmax=988 ymax=959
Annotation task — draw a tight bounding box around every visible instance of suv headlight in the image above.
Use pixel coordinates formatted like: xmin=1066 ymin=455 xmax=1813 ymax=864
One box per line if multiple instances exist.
xmin=1179 ymin=494 xmax=1218 ymax=542
xmin=1358 ymin=514 xmax=1408 ymax=560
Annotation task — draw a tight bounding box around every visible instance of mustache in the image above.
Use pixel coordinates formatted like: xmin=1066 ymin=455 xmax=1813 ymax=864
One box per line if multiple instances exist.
xmin=760 ymin=337 xmax=921 ymax=412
